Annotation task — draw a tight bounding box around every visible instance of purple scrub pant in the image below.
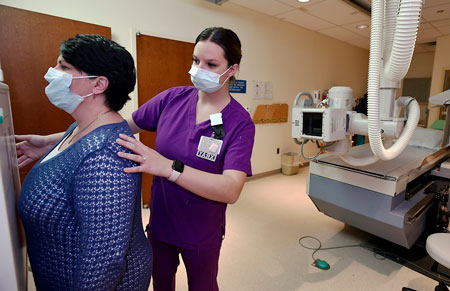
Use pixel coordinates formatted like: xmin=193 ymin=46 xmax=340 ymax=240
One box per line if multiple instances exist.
xmin=149 ymin=236 xmax=221 ymax=291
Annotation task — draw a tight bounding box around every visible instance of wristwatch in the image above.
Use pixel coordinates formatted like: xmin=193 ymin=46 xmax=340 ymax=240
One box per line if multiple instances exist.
xmin=168 ymin=160 xmax=184 ymax=182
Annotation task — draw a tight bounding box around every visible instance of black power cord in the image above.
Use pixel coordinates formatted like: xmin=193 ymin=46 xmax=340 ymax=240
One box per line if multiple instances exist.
xmin=298 ymin=234 xmax=449 ymax=278
xmin=298 ymin=235 xmax=387 ymax=270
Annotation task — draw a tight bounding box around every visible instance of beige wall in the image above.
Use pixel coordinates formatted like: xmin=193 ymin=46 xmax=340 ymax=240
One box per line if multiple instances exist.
xmin=398 ymin=52 xmax=434 ymax=97
xmin=406 ymin=52 xmax=435 ymax=78
xmin=428 ymin=34 xmax=450 ymax=126
xmin=399 ymin=52 xmax=435 ymax=125
xmin=0 ymin=0 xmax=369 ymax=174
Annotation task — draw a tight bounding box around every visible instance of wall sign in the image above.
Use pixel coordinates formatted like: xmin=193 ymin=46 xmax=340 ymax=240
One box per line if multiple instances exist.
xmin=229 ymin=79 xmax=246 ymax=93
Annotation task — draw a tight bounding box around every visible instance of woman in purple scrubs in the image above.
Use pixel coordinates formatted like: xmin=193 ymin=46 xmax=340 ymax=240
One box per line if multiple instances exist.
xmin=116 ymin=27 xmax=255 ymax=290
xmin=16 ymin=27 xmax=255 ymax=291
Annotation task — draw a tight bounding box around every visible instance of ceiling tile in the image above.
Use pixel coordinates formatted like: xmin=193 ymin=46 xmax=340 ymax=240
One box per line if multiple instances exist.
xmin=303 ymin=0 xmax=370 ymax=25
xmin=345 ymin=38 xmax=370 ymax=50
xmin=423 ymin=0 xmax=450 ymax=8
xmin=431 ymin=18 xmax=450 ymax=27
xmin=416 ymin=27 xmax=443 ymax=43
xmin=228 ymin=0 xmax=448 ymax=49
xmin=437 ymin=25 xmax=450 ymax=34
xmin=416 ymin=28 xmax=442 ymax=43
xmin=277 ymin=0 xmax=327 ymax=8
xmin=422 ymin=3 xmax=450 ymax=22
xmin=318 ymin=26 xmax=363 ymax=41
xmin=342 ymin=20 xmax=371 ymax=38
xmin=419 ymin=22 xmax=433 ymax=30
xmin=229 ymin=0 xmax=293 ymax=16
xmin=276 ymin=8 xmax=335 ymax=30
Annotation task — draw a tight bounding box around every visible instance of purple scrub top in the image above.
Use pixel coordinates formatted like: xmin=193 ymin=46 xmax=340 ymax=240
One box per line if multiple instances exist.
xmin=132 ymin=86 xmax=255 ymax=250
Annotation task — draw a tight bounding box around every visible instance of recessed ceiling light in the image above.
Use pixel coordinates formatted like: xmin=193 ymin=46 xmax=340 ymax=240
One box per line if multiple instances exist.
xmin=356 ymin=24 xmax=369 ymax=29
xmin=297 ymin=0 xmax=310 ymax=3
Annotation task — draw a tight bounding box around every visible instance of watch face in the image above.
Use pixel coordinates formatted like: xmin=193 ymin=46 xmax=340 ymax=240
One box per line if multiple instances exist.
xmin=172 ymin=160 xmax=184 ymax=172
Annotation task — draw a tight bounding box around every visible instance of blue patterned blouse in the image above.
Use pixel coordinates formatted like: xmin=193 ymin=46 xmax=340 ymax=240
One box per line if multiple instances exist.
xmin=18 ymin=121 xmax=152 ymax=291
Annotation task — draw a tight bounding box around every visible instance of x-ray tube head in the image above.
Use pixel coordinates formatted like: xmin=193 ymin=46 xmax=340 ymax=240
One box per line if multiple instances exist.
xmin=328 ymin=87 xmax=354 ymax=110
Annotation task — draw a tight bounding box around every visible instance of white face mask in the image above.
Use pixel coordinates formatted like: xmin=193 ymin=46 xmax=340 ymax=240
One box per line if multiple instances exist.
xmin=44 ymin=67 xmax=97 ymax=114
xmin=189 ymin=65 xmax=232 ymax=93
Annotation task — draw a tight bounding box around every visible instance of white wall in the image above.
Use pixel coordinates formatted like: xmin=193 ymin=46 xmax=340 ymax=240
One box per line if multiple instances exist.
xmin=0 ymin=0 xmax=369 ymax=174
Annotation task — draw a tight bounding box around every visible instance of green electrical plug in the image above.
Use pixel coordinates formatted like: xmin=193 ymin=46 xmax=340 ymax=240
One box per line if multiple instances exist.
xmin=313 ymin=259 xmax=330 ymax=270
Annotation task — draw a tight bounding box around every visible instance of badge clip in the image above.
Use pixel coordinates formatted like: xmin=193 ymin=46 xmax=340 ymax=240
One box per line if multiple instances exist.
xmin=210 ymin=113 xmax=225 ymax=140
xmin=212 ymin=125 xmax=225 ymax=140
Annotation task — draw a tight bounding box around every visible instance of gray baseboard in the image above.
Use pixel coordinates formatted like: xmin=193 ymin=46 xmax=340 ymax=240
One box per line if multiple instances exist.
xmin=246 ymin=169 xmax=281 ymax=181
xmin=247 ymin=162 xmax=309 ymax=181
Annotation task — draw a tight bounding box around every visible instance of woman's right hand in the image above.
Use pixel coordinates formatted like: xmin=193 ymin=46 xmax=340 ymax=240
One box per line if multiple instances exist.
xmin=116 ymin=133 xmax=172 ymax=178
xmin=15 ymin=134 xmax=59 ymax=168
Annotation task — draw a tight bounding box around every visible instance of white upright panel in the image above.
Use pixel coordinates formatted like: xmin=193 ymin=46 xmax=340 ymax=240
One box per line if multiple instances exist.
xmin=0 ymin=82 xmax=26 ymax=291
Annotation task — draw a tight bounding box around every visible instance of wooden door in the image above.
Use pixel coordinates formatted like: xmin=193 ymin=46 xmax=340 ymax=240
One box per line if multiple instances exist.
xmin=136 ymin=34 xmax=194 ymax=207
xmin=0 ymin=5 xmax=111 ymax=183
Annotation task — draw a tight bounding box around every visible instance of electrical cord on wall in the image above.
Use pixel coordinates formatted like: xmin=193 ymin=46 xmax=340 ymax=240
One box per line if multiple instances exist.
xmin=298 ymin=235 xmax=441 ymax=277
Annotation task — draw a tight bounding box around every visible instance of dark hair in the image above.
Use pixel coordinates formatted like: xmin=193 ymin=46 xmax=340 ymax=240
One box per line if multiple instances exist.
xmin=195 ymin=27 xmax=242 ymax=82
xmin=60 ymin=34 xmax=136 ymax=111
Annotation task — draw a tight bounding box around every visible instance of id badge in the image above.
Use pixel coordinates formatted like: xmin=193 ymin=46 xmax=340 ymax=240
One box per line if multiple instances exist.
xmin=196 ymin=136 xmax=223 ymax=162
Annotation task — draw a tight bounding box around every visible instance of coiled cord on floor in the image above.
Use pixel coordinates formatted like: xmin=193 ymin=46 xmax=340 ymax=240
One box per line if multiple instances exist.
xmin=298 ymin=235 xmax=442 ymax=277
xmin=298 ymin=235 xmax=386 ymax=263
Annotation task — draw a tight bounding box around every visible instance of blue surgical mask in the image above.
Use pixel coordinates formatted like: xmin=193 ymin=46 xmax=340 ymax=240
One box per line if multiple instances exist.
xmin=44 ymin=67 xmax=97 ymax=114
xmin=189 ymin=65 xmax=232 ymax=93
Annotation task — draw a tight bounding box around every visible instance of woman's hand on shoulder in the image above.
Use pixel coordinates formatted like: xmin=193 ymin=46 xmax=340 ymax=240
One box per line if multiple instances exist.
xmin=116 ymin=133 xmax=172 ymax=178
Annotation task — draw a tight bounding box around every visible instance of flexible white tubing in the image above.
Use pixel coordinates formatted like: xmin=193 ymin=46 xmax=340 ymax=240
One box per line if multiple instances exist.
xmin=338 ymin=137 xmax=394 ymax=167
xmin=337 ymin=0 xmax=385 ymax=166
xmin=383 ymin=0 xmax=422 ymax=81
xmin=337 ymin=0 xmax=422 ymax=166
xmin=339 ymin=96 xmax=419 ymax=166
xmin=367 ymin=0 xmax=421 ymax=161
xmin=383 ymin=0 xmax=400 ymax=63
xmin=368 ymin=96 xmax=420 ymax=161
xmin=293 ymin=92 xmax=313 ymax=107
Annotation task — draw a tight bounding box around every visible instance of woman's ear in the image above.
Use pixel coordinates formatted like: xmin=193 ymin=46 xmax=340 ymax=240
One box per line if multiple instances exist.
xmin=92 ymin=76 xmax=109 ymax=95
xmin=228 ymin=64 xmax=239 ymax=78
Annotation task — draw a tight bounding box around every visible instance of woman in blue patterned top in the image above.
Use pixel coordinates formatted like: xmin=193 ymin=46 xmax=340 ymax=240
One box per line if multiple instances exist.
xmin=17 ymin=34 xmax=152 ymax=291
